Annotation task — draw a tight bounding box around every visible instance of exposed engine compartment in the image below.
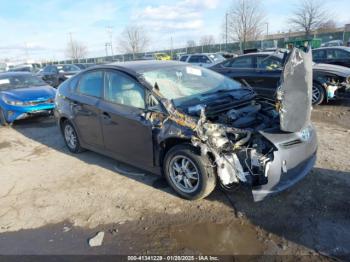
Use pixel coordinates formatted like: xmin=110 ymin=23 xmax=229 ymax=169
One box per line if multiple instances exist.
xmin=213 ymin=99 xmax=279 ymax=130
xmin=187 ymin=97 xmax=278 ymax=188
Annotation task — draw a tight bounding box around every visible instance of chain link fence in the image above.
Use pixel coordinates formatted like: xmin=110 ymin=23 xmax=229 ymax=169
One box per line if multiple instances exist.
xmin=47 ymin=28 xmax=350 ymax=66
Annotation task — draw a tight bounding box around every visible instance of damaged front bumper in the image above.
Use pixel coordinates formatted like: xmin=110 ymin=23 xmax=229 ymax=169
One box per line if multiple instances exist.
xmin=4 ymin=103 xmax=55 ymax=123
xmin=252 ymin=125 xmax=317 ymax=201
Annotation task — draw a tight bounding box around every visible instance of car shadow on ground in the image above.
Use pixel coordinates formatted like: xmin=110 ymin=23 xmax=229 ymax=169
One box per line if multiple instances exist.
xmin=9 ymin=116 xmax=350 ymax=258
xmin=216 ymin=167 xmax=350 ymax=259
xmin=10 ymin=116 xmax=178 ymax=197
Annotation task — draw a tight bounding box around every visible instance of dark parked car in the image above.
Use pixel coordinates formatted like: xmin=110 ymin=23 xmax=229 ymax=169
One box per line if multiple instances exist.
xmin=321 ymin=40 xmax=344 ymax=47
xmin=211 ymin=52 xmax=350 ymax=104
xmin=10 ymin=63 xmax=42 ymax=73
xmin=55 ymin=50 xmax=317 ymax=201
xmin=0 ymin=72 xmax=55 ymax=125
xmin=313 ymin=47 xmax=350 ymax=68
xmin=38 ymin=64 xmax=81 ymax=87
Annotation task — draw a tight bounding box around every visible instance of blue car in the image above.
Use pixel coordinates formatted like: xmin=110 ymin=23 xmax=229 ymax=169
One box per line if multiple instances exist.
xmin=0 ymin=72 xmax=56 ymax=125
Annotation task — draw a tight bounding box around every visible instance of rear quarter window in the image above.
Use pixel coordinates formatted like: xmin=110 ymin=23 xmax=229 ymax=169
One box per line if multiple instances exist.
xmin=223 ymin=56 xmax=253 ymax=68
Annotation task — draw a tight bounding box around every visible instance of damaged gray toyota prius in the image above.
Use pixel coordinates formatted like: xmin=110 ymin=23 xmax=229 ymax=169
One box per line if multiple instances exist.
xmin=55 ymin=48 xmax=317 ymax=201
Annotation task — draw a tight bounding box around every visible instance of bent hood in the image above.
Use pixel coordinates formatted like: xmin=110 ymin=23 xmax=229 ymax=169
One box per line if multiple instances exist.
xmin=278 ymin=48 xmax=313 ymax=132
xmin=313 ymin=63 xmax=350 ymax=78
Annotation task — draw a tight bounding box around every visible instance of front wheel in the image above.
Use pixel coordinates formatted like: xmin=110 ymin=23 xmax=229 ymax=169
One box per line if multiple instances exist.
xmin=312 ymin=83 xmax=325 ymax=105
xmin=163 ymin=144 xmax=216 ymax=200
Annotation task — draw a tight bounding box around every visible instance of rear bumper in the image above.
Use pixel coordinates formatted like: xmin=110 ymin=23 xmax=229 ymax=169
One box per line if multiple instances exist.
xmin=3 ymin=104 xmax=55 ymax=122
xmin=252 ymin=125 xmax=318 ymax=201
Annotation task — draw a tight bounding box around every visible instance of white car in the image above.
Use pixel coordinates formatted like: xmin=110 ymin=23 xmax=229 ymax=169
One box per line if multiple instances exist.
xmin=180 ymin=53 xmax=225 ymax=68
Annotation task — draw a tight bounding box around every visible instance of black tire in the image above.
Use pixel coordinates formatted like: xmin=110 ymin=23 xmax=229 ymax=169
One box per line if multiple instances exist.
xmin=312 ymin=83 xmax=325 ymax=105
xmin=163 ymin=144 xmax=216 ymax=200
xmin=0 ymin=108 xmax=8 ymax=126
xmin=62 ymin=120 xmax=84 ymax=153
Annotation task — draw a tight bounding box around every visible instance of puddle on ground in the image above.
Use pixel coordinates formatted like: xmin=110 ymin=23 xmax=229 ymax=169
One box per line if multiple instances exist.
xmin=170 ymin=221 xmax=266 ymax=255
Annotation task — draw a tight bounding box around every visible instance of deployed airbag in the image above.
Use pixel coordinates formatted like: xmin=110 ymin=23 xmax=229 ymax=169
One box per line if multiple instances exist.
xmin=278 ymin=48 xmax=313 ymax=132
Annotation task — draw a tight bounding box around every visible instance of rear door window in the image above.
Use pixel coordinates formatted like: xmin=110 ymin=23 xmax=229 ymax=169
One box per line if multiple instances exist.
xmin=188 ymin=56 xmax=201 ymax=63
xmin=180 ymin=56 xmax=188 ymax=62
xmin=199 ymin=55 xmax=212 ymax=64
xmin=77 ymin=71 xmax=103 ymax=98
xmin=104 ymin=71 xmax=145 ymax=109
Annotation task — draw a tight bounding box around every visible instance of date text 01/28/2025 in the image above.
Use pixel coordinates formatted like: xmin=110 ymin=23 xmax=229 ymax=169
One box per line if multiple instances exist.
xmin=127 ymin=255 xmax=220 ymax=261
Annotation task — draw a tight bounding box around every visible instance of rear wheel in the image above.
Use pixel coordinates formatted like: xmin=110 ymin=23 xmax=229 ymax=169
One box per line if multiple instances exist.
xmin=62 ymin=120 xmax=84 ymax=153
xmin=312 ymin=83 xmax=325 ymax=105
xmin=0 ymin=108 xmax=8 ymax=126
xmin=163 ymin=144 xmax=216 ymax=200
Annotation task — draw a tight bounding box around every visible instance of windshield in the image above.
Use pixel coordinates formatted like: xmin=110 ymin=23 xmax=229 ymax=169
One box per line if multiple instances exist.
xmin=142 ymin=65 xmax=241 ymax=104
xmin=0 ymin=74 xmax=47 ymax=91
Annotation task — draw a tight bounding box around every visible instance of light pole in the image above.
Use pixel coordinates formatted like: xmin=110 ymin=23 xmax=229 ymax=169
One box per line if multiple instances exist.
xmin=225 ymin=12 xmax=228 ymax=52
xmin=263 ymin=22 xmax=269 ymax=49
xmin=106 ymin=26 xmax=114 ymax=58
xmin=170 ymin=36 xmax=173 ymax=58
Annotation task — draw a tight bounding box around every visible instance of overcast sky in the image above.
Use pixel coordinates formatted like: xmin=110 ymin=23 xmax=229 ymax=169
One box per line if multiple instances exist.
xmin=0 ymin=0 xmax=349 ymax=62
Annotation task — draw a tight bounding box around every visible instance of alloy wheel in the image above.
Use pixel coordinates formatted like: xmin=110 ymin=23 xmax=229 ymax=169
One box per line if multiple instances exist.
xmin=168 ymin=155 xmax=200 ymax=193
xmin=312 ymin=85 xmax=321 ymax=104
xmin=64 ymin=124 xmax=77 ymax=149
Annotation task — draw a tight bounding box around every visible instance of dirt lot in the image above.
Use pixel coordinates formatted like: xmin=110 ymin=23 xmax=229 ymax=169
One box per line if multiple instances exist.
xmin=0 ymin=99 xmax=349 ymax=259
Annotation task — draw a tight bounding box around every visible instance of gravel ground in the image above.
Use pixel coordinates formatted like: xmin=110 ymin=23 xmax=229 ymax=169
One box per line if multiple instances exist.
xmin=0 ymin=99 xmax=349 ymax=259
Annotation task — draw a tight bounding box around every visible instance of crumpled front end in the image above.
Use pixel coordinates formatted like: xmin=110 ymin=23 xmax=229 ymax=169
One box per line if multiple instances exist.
xmin=252 ymin=125 xmax=317 ymax=201
xmin=153 ymin=48 xmax=317 ymax=201
xmin=188 ymin=105 xmax=317 ymax=201
xmin=3 ymin=102 xmax=55 ymax=123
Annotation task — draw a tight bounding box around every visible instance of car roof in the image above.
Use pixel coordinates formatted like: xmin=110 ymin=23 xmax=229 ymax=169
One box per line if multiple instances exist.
xmin=105 ymin=60 xmax=186 ymax=73
xmin=0 ymin=72 xmax=33 ymax=77
xmin=188 ymin=53 xmax=218 ymax=56
xmin=314 ymin=46 xmax=350 ymax=51
xmin=235 ymin=52 xmax=284 ymax=59
xmin=326 ymin=40 xmax=343 ymax=43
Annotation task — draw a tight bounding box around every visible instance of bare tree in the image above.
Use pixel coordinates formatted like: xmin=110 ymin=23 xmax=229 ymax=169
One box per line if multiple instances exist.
xmin=118 ymin=24 xmax=149 ymax=59
xmin=289 ymin=0 xmax=327 ymax=37
xmin=226 ymin=0 xmax=265 ymax=51
xmin=65 ymin=40 xmax=88 ymax=60
xmin=318 ymin=19 xmax=337 ymax=31
xmin=200 ymin=35 xmax=215 ymax=46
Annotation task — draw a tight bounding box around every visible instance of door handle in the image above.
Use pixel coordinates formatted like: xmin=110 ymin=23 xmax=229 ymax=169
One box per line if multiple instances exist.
xmin=70 ymin=101 xmax=82 ymax=111
xmin=101 ymin=112 xmax=114 ymax=124
xmin=71 ymin=101 xmax=83 ymax=111
xmin=102 ymin=112 xmax=111 ymax=119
